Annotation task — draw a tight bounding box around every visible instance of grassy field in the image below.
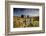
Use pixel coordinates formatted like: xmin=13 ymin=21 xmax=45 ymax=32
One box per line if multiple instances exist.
xmin=13 ymin=16 xmax=39 ymax=28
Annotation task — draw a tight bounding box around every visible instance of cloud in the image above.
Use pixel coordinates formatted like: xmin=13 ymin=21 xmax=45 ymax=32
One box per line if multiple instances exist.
xmin=13 ymin=8 xmax=39 ymax=17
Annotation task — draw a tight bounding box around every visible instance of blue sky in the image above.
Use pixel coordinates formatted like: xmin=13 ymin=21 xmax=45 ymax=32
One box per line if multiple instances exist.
xmin=13 ymin=8 xmax=39 ymax=17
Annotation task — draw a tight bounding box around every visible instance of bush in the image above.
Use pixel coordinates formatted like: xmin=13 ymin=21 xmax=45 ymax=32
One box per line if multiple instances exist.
xmin=33 ymin=21 xmax=39 ymax=27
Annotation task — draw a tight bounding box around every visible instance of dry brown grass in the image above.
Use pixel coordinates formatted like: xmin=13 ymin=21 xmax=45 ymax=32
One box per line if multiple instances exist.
xmin=13 ymin=16 xmax=39 ymax=28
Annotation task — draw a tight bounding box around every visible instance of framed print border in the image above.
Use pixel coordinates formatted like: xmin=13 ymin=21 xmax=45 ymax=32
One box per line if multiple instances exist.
xmin=5 ymin=0 xmax=45 ymax=36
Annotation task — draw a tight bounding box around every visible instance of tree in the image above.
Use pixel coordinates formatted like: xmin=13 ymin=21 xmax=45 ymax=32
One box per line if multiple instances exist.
xmin=27 ymin=15 xmax=29 ymax=18
xmin=21 ymin=14 xmax=24 ymax=18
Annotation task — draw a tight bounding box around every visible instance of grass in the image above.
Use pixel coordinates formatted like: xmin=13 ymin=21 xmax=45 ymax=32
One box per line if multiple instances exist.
xmin=13 ymin=16 xmax=39 ymax=28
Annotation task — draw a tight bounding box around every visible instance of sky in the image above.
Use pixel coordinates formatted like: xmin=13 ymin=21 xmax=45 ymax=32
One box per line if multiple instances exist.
xmin=13 ymin=8 xmax=39 ymax=17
